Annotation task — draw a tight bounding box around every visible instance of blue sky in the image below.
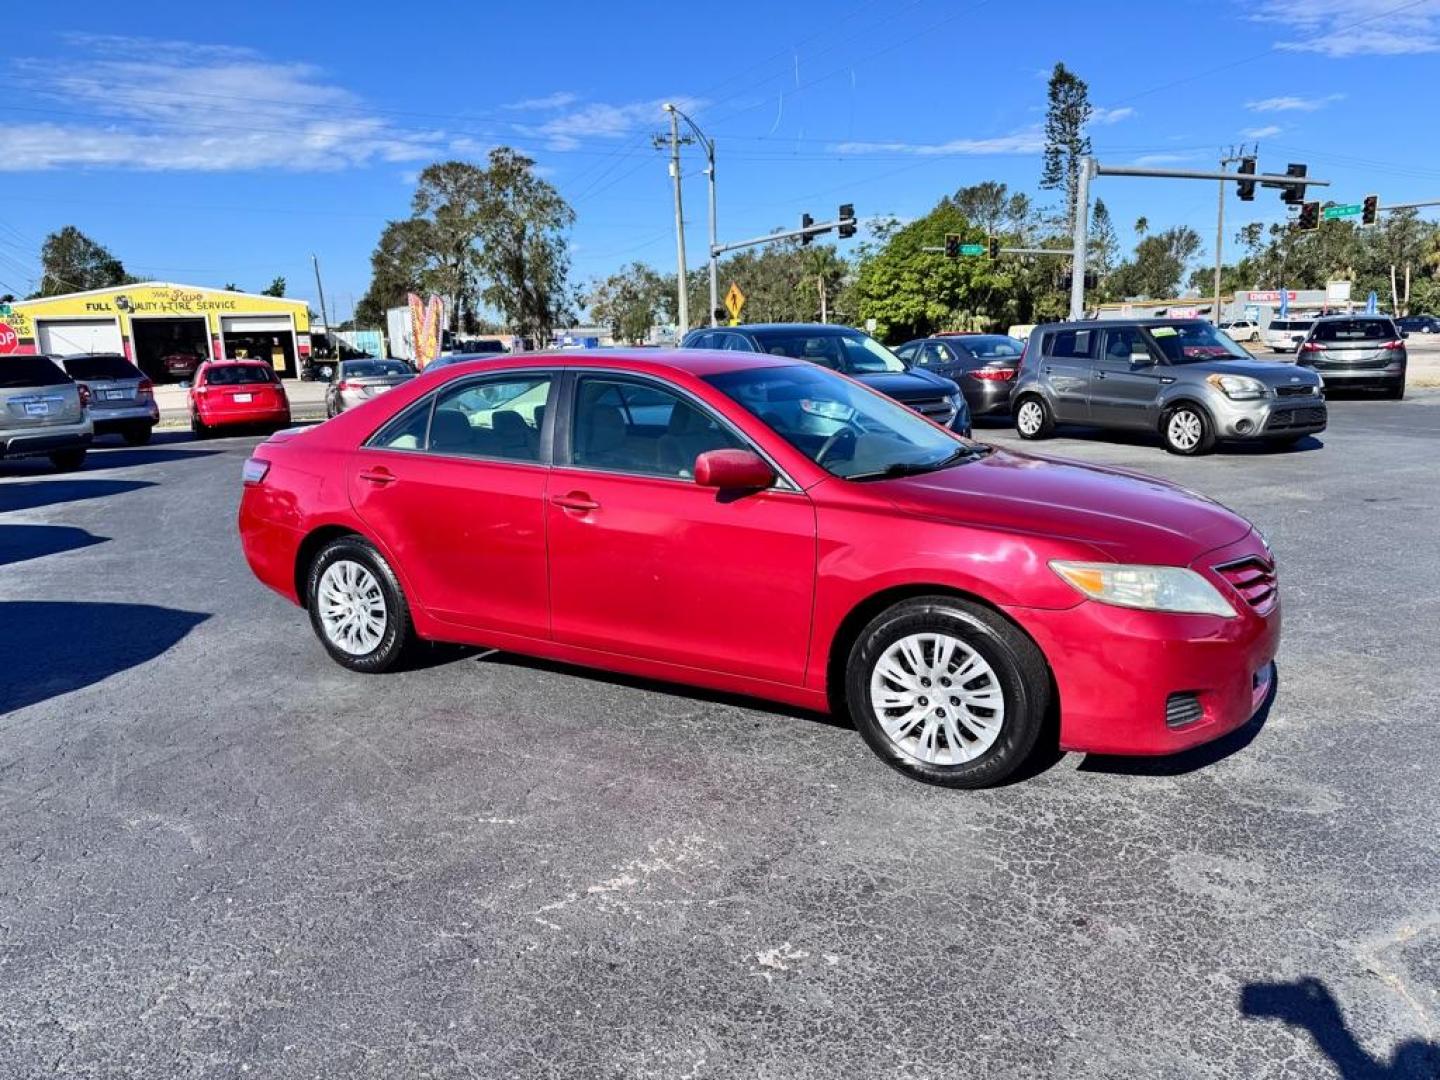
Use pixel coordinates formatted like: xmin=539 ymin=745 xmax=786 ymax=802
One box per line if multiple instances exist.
xmin=3 ymin=0 xmax=1438 ymax=319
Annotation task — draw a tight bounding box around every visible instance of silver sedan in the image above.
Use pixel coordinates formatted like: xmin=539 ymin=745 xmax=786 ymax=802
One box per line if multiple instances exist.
xmin=324 ymin=359 xmax=415 ymax=417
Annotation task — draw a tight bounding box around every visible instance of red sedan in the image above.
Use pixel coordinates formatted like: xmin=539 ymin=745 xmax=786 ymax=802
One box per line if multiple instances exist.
xmin=238 ymin=351 xmax=1279 ymax=787
xmin=191 ymin=360 xmax=291 ymax=437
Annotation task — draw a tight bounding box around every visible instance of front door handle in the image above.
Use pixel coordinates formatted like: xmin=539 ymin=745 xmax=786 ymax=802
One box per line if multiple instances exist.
xmin=552 ymin=492 xmax=600 ymax=512
xmin=1095 ymin=371 xmax=1108 ymax=380
xmin=358 ymin=467 xmax=397 ymax=486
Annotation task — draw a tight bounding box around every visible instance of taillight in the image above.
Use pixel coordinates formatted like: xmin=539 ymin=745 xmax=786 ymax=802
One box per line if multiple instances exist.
xmin=1300 ymin=341 xmax=1324 ymax=353
xmin=336 ymin=380 xmax=360 ymax=391
xmin=76 ymin=383 xmax=91 ymax=408
xmin=1382 ymin=339 xmax=1405 ymax=351
xmin=242 ymin=458 xmax=270 ymax=485
xmin=136 ymin=378 xmax=154 ymax=399
xmin=969 ymin=367 xmax=1016 ymax=381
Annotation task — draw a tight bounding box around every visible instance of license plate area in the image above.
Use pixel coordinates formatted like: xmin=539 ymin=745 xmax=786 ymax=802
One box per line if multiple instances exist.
xmin=233 ymin=393 xmax=253 ymax=403
xmin=24 ymin=401 xmax=50 ymax=416
xmin=102 ymin=389 xmax=129 ymax=401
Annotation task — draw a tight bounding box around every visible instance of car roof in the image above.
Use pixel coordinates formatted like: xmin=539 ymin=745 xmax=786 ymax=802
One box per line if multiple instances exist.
xmin=1032 ymin=318 xmax=1214 ymax=332
xmin=1309 ymin=313 xmax=1392 ymax=322
xmin=720 ymin=323 xmax=864 ymax=334
xmin=202 ymin=358 xmax=271 ymax=367
xmin=425 ymin=348 xmax=801 ymax=380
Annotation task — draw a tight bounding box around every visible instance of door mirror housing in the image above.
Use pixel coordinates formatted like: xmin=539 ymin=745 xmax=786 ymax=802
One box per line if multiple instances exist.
xmin=693 ymin=449 xmax=776 ymax=490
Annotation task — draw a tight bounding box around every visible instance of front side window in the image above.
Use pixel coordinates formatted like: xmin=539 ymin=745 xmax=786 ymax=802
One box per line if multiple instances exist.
xmin=570 ymin=376 xmax=745 ymax=479
xmin=706 ymin=364 xmax=979 ymax=481
xmin=1100 ymin=328 xmax=1157 ymax=365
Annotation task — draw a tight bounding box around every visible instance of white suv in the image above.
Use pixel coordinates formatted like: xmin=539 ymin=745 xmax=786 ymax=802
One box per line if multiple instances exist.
xmin=1264 ymin=318 xmax=1314 ymax=353
xmin=1221 ymin=319 xmax=1261 ymax=343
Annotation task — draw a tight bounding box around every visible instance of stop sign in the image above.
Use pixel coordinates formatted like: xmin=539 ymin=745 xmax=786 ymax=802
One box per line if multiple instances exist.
xmin=0 ymin=324 xmax=17 ymax=355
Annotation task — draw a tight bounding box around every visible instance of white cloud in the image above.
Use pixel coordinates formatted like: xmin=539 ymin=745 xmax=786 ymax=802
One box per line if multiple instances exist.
xmin=503 ymin=91 xmax=580 ymax=111
xmin=834 ymin=127 xmax=1045 ymax=156
xmin=1244 ymin=93 xmax=1346 ymax=112
xmin=1 ymin=36 xmax=444 ymax=172
xmin=1250 ymin=0 xmax=1440 ymax=56
xmin=1241 ymin=124 xmax=1283 ymax=138
xmin=1128 ymin=153 xmax=1203 ymax=166
xmin=529 ymin=97 xmax=703 ymax=151
xmin=1091 ymin=106 xmax=1136 ymax=125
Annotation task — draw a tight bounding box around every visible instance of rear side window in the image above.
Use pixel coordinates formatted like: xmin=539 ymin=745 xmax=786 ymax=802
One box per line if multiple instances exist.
xmin=0 ymin=356 xmax=69 ymax=388
xmin=204 ymin=364 xmax=276 ymax=385
xmin=62 ymin=354 xmax=142 ymax=381
xmin=1312 ymin=319 xmax=1395 ymax=342
xmin=1044 ymin=329 xmax=1097 ymax=359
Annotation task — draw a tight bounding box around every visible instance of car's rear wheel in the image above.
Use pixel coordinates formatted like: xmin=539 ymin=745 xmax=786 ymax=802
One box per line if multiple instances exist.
xmin=1014 ymin=395 xmax=1054 ymax=440
xmin=306 ymin=536 xmax=414 ymax=673
xmin=1384 ymin=380 xmax=1406 ymax=400
xmin=844 ymin=597 xmax=1049 ymax=788
xmin=1162 ymin=404 xmax=1215 ymax=456
xmin=123 ymin=424 xmax=152 ymax=446
xmin=190 ymin=412 xmax=209 ymax=439
xmin=48 ymin=448 xmax=86 ymax=471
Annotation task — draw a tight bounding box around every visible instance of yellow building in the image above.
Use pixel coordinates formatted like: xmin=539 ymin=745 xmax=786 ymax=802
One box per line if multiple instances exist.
xmin=0 ymin=282 xmax=312 ymax=381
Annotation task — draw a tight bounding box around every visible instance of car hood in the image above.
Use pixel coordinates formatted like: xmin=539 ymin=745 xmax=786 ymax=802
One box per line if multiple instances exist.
xmin=878 ymin=448 xmax=1252 ymax=565
xmin=854 ymin=367 xmax=958 ymax=399
xmin=1181 ymin=357 xmax=1322 ymax=386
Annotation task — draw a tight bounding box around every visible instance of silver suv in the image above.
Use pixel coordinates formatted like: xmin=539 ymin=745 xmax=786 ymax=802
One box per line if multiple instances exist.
xmin=1011 ymin=319 xmax=1326 ymax=455
xmin=1296 ymin=315 xmax=1407 ymax=399
xmin=57 ymin=353 xmax=159 ymax=445
xmin=0 ymin=353 xmax=93 ymax=470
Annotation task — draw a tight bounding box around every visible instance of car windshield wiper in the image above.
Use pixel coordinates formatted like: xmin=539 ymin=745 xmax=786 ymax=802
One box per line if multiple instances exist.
xmin=847 ymin=446 xmax=984 ymax=481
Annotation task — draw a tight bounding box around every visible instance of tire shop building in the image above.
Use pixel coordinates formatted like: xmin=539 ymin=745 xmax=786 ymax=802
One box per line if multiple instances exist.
xmin=0 ymin=283 xmax=311 ymax=382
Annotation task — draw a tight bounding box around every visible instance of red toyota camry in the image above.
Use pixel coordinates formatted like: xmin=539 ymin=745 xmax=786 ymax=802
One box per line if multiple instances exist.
xmin=238 ymin=350 xmax=1279 ymax=787
xmin=191 ymin=360 xmax=291 ymax=437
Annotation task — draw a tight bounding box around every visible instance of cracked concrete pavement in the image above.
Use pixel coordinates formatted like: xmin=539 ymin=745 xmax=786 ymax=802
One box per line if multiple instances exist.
xmin=1 ymin=390 xmax=1438 ymax=1078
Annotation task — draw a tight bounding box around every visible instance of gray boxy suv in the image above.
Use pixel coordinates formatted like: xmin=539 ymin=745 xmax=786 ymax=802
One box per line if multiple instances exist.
xmin=1011 ymin=319 xmax=1327 ymax=455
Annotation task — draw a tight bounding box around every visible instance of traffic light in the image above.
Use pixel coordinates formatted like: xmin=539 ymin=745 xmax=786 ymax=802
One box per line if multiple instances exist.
xmin=987 ymin=235 xmax=1000 ymax=260
xmin=800 ymin=212 xmax=815 ymax=245
xmin=1362 ymin=194 xmax=1379 ymax=226
xmin=944 ymin=233 xmax=961 ymax=258
xmin=1281 ymin=163 xmax=1307 ymax=206
xmin=1297 ymin=201 xmax=1321 ymax=232
xmin=837 ymin=203 xmax=857 ymax=239
xmin=1236 ymin=157 xmax=1256 ymax=201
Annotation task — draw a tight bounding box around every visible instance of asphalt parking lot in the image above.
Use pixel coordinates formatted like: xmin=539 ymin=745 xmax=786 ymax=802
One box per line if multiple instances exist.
xmin=2 ymin=392 xmax=1438 ymax=1079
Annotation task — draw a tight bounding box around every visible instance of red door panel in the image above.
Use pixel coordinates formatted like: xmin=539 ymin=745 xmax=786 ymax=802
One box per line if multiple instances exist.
xmin=545 ymin=467 xmax=816 ymax=685
xmin=349 ymin=450 xmax=551 ymax=638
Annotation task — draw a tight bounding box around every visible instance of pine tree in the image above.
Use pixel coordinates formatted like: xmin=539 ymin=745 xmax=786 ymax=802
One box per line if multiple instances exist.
xmin=1039 ymin=63 xmax=1093 ymax=233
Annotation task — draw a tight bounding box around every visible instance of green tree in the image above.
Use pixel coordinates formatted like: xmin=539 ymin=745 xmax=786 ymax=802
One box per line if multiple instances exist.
xmin=355 ymin=218 xmax=433 ymax=328
xmin=1090 ymin=198 xmax=1119 ymax=281
xmin=411 ymin=160 xmax=490 ymax=329
xmin=952 ymin=181 xmax=1033 ymax=239
xmin=1110 ymin=226 xmax=1203 ymax=299
xmin=585 ymin=262 xmax=667 ymax=343
xmin=223 ymin=282 xmax=240 ymax=292
xmin=261 ymin=275 xmax=286 ymax=297
xmin=36 ymin=226 xmax=131 ymax=296
xmin=1039 ymin=63 xmax=1093 ymax=233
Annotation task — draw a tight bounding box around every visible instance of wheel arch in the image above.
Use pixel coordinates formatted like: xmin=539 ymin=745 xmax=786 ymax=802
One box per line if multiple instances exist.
xmin=1157 ymin=394 xmax=1214 ymax=432
xmin=293 ymin=524 xmax=363 ymax=608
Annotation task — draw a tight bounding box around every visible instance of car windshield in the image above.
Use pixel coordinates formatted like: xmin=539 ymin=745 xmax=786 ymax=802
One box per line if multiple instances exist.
xmin=1147 ymin=323 xmax=1250 ymax=363
xmin=342 ymin=360 xmax=410 ymax=378
xmin=62 ymin=354 xmax=142 ymax=380
xmin=952 ymin=335 xmax=1023 ymax=359
xmin=1312 ymin=318 xmax=1395 ymax=342
xmin=747 ymin=329 xmax=908 ymax=375
xmin=205 ymin=364 xmax=275 ymax=385
xmin=0 ymin=355 xmax=69 ymax=388
xmin=706 ymin=363 xmax=980 ymax=481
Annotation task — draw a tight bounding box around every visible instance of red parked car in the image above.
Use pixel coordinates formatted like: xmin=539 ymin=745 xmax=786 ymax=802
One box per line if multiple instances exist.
xmin=238 ymin=351 xmax=1279 ymax=787
xmin=190 ymin=360 xmax=291 ymax=437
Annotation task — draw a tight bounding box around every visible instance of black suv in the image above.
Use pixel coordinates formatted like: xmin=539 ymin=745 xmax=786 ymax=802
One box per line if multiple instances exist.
xmin=679 ymin=323 xmax=971 ymax=435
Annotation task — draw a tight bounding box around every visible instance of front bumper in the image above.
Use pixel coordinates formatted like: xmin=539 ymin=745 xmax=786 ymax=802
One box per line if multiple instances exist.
xmin=1008 ymin=531 xmax=1280 ymax=756
xmin=1209 ymin=393 xmax=1327 ymax=439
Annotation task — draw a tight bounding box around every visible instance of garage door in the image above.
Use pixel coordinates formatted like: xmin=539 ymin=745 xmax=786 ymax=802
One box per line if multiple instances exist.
xmin=221 ymin=315 xmax=293 ymax=334
xmin=36 ymin=318 xmax=124 ymax=356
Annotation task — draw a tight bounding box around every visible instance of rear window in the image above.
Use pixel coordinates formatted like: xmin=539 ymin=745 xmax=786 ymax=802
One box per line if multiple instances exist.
xmin=204 ymin=364 xmax=276 ymax=385
xmin=342 ymin=360 xmax=410 ymax=379
xmin=1270 ymin=320 xmax=1312 ymax=332
xmin=0 ymin=356 xmax=69 ymax=388
xmin=61 ymin=354 xmax=142 ymax=381
xmin=1312 ymin=319 xmax=1396 ymax=342
xmin=1043 ymin=329 xmax=1097 ymax=359
xmin=954 ymin=335 xmax=1023 ymax=359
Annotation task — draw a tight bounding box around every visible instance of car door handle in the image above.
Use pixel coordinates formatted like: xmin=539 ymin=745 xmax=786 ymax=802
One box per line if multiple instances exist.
xmin=1095 ymin=371 xmax=1107 ymax=380
xmin=552 ymin=493 xmax=600 ymax=512
xmin=358 ymin=467 xmax=397 ymax=486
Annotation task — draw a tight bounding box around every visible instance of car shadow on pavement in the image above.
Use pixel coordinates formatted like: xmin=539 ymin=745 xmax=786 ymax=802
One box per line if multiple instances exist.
xmin=1241 ymin=976 xmax=1440 ymax=1079
xmin=1076 ymin=668 xmax=1278 ymax=777
xmin=0 ymin=478 xmax=155 ymax=514
xmin=1033 ymin=426 xmax=1326 ymax=455
xmin=0 ymin=601 xmax=210 ymax=716
xmin=0 ymin=524 xmax=108 ymax=568
xmin=473 ymin=650 xmax=849 ymax=728
xmin=78 ymin=445 xmax=225 ymax=471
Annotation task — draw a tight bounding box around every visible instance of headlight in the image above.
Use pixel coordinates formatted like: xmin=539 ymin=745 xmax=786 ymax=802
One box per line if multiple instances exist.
xmin=1050 ymin=561 xmax=1237 ymax=617
xmin=1206 ymin=373 xmax=1267 ymax=400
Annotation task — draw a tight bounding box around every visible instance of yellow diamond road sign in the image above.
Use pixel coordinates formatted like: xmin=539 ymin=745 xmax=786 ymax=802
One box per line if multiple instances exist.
xmin=724 ymin=282 xmax=746 ymax=324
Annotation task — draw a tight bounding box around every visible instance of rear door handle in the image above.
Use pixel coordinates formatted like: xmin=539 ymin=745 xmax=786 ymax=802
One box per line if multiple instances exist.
xmin=358 ymin=468 xmax=397 ymax=486
xmin=552 ymin=493 xmax=600 ymax=512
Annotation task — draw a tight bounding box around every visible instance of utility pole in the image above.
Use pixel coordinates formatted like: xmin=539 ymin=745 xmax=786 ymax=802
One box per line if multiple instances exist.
xmin=1214 ymin=146 xmax=1251 ymax=325
xmin=311 ymin=253 xmax=332 ymax=341
xmin=818 ymin=274 xmax=828 ymax=323
xmin=657 ymin=105 xmax=692 ymax=337
xmin=663 ymin=104 xmax=718 ymax=327
xmin=1069 ymin=159 xmax=1095 ymax=321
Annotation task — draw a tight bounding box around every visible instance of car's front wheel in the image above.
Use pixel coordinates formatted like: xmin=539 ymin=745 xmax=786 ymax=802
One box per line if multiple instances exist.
xmin=1014 ymin=395 xmax=1054 ymax=440
xmin=844 ymin=597 xmax=1050 ymax=788
xmin=48 ymin=448 xmax=87 ymax=471
xmin=306 ymin=536 xmax=414 ymax=673
xmin=1162 ymin=403 xmax=1215 ymax=455
xmin=123 ymin=424 xmax=152 ymax=446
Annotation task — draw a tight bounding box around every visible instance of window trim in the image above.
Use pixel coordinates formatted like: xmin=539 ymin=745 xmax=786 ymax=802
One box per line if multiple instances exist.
xmin=362 ymin=368 xmax=559 ymax=467
xmin=554 ymin=367 xmax=800 ymax=491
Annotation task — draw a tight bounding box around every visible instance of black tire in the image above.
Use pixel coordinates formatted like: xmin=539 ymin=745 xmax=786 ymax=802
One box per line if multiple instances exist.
xmin=844 ymin=597 xmax=1050 ymax=788
xmin=305 ymin=536 xmax=415 ymax=673
xmin=48 ymin=448 xmax=87 ymax=472
xmin=1161 ymin=403 xmax=1216 ymax=456
xmin=190 ymin=412 xmax=209 ymax=440
xmin=1014 ymin=394 xmax=1054 ymax=440
xmin=1384 ymin=380 xmax=1405 ymax=400
xmin=122 ymin=424 xmax=153 ymax=446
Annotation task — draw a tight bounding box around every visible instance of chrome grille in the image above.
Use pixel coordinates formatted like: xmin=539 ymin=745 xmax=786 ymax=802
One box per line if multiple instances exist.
xmin=1165 ymin=692 xmax=1204 ymax=729
xmin=1215 ymin=557 xmax=1278 ymax=611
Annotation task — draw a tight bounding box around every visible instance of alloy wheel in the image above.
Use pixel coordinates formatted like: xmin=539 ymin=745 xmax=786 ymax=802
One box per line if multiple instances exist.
xmin=1017 ymin=400 xmax=1044 ymax=436
xmin=1167 ymin=410 xmax=1203 ymax=452
xmin=317 ymin=559 xmax=388 ymax=655
xmin=868 ymin=632 xmax=1006 ymax=766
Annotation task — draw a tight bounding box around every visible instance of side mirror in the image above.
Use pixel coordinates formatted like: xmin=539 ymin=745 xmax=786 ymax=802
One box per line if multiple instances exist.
xmin=694 ymin=449 xmax=776 ymax=490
